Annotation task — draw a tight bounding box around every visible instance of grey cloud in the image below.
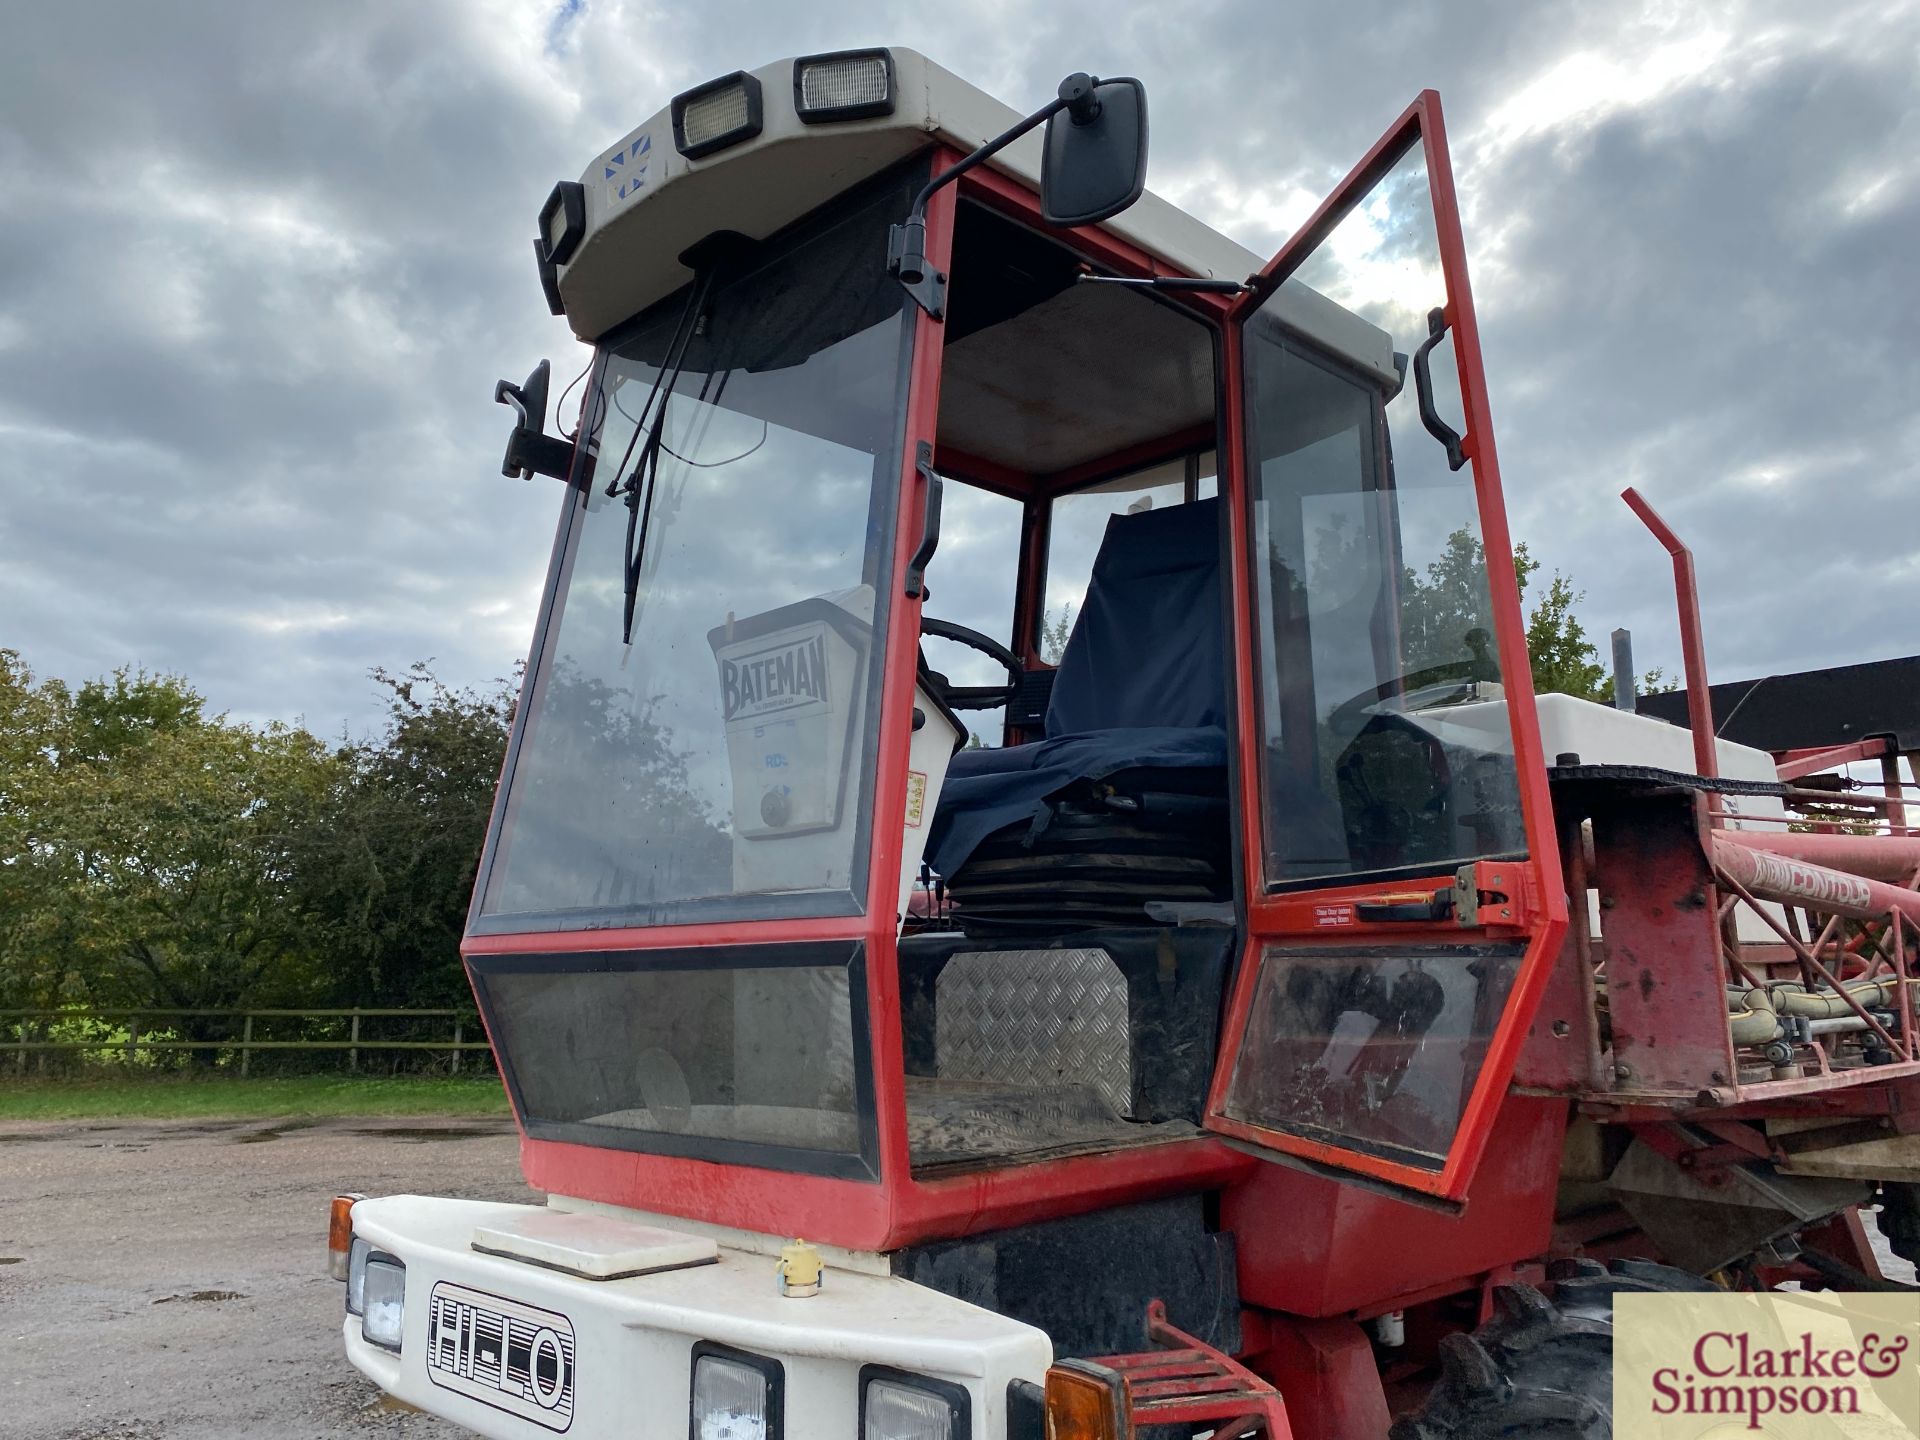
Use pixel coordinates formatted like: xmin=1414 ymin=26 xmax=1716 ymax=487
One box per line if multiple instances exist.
xmin=2 ymin=0 xmax=1914 ymax=741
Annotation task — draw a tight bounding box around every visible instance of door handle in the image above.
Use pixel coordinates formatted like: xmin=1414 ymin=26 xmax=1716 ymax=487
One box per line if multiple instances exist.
xmin=1354 ymin=891 xmax=1455 ymax=923
xmin=905 ymin=440 xmax=943 ymax=598
xmin=1411 ymin=307 xmax=1468 ymax=472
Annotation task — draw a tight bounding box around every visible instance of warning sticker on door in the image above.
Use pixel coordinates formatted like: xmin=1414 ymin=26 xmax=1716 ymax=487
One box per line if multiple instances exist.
xmin=905 ymin=771 xmax=928 ymax=828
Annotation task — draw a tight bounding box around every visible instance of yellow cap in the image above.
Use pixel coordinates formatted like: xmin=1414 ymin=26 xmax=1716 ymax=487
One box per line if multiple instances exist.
xmin=776 ymin=1238 xmax=823 ymax=1296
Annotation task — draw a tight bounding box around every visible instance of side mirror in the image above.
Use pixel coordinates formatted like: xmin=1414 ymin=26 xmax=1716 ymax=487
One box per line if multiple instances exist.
xmin=1040 ymin=74 xmax=1149 ymax=227
xmin=494 ymin=359 xmax=581 ymax=482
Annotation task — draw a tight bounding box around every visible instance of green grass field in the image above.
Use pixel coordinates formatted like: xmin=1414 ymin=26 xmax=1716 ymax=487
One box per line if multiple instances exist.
xmin=0 ymin=1074 xmax=512 ymax=1122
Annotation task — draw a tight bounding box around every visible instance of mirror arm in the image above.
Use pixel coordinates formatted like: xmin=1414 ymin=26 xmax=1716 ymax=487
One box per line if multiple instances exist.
xmin=889 ymin=75 xmax=1095 ymax=318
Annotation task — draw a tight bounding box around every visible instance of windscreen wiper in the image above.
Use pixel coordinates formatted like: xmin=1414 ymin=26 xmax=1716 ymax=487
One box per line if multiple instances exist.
xmin=603 ymin=270 xmax=716 ymax=645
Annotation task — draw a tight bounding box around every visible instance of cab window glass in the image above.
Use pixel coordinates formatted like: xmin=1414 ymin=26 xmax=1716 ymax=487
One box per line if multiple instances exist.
xmin=1041 ymin=456 xmax=1195 ymax=661
xmin=923 ymin=479 xmax=1023 ymax=746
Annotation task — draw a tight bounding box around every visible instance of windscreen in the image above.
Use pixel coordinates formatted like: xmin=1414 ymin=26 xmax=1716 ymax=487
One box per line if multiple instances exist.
xmin=1243 ymin=143 xmax=1527 ymax=887
xmin=476 ymin=168 xmax=917 ymax=930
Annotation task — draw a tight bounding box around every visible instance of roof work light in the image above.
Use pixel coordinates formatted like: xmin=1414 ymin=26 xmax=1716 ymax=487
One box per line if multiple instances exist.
xmin=672 ymin=71 xmax=764 ymax=159
xmin=794 ymin=50 xmax=896 ymax=122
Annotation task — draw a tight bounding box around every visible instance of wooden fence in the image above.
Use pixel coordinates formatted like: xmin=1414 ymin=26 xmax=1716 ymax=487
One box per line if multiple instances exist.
xmin=1 ymin=1007 xmax=493 ymax=1076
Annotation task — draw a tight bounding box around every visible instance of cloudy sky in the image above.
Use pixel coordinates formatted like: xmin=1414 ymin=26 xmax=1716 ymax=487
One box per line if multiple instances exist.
xmin=3 ymin=0 xmax=1915 ymax=739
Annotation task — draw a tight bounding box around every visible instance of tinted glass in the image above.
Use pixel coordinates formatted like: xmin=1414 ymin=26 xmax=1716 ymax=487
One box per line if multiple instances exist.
xmin=474 ymin=945 xmax=874 ymax=1177
xmin=1221 ymin=941 xmax=1524 ymax=1170
xmin=479 ymin=174 xmax=914 ymax=928
xmin=1243 ymin=144 xmax=1525 ymax=885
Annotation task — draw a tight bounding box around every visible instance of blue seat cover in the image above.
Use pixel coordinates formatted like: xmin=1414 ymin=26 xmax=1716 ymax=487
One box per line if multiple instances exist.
xmin=925 ymin=497 xmax=1227 ymax=878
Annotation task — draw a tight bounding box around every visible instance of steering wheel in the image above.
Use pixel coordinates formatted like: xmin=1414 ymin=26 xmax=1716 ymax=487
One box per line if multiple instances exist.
xmin=920 ymin=617 xmax=1022 ymax=710
xmin=1327 ymin=660 xmax=1484 ymax=734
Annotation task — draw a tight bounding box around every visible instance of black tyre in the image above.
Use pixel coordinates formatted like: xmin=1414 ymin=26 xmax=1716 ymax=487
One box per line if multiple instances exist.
xmin=1389 ymin=1259 xmax=1714 ymax=1440
xmin=1875 ymin=1183 xmax=1920 ymax=1269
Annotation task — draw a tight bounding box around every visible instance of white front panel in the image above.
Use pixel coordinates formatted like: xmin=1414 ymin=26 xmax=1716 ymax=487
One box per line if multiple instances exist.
xmin=344 ymin=1196 xmax=1052 ymax=1440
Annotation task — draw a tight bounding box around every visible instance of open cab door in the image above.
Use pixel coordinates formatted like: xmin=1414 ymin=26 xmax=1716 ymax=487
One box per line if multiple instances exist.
xmin=1205 ymin=93 xmax=1568 ymax=1207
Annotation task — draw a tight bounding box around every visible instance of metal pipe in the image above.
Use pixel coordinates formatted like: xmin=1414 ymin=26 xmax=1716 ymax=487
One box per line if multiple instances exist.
xmin=1561 ymin=811 xmax=1609 ymax=1090
xmin=1712 ymin=836 xmax=1920 ymax=928
xmin=1885 ymin=753 xmax=1911 ymax=838
xmin=1611 ymin=628 xmax=1636 ymax=712
xmin=1722 ymin=830 xmax=1920 ymax=884
xmin=1622 ymin=488 xmax=1717 ymax=784
xmin=1806 ymin=1016 xmax=1877 ymax=1036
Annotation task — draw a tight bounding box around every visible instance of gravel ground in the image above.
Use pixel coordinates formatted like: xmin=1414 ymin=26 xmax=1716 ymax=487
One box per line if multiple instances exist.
xmin=0 ymin=1115 xmax=536 ymax=1440
xmin=3 ymin=1115 xmax=1913 ymax=1439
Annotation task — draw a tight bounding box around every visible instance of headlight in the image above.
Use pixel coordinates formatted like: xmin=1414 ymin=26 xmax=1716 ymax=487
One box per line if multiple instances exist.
xmin=861 ymin=1368 xmax=971 ymax=1440
xmin=691 ymin=1344 xmax=783 ymax=1440
xmin=361 ymin=1255 xmax=406 ymax=1352
xmin=345 ymin=1235 xmax=372 ymax=1315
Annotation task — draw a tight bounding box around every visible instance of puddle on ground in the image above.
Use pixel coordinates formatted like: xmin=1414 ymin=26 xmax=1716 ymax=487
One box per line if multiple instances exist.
xmin=229 ymin=1118 xmax=324 ymax=1144
xmin=152 ymin=1289 xmax=245 ymax=1304
xmin=0 ymin=1257 xmax=22 ymax=1265
xmin=347 ymin=1125 xmax=505 ymax=1143
xmin=0 ymin=1132 xmax=57 ymax=1144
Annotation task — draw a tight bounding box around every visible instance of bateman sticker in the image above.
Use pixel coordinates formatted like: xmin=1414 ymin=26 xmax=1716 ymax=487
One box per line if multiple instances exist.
xmin=720 ymin=632 xmax=830 ymax=722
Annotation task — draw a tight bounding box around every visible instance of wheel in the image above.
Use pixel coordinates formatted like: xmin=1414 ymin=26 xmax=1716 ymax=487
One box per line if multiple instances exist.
xmin=1875 ymin=1183 xmax=1920 ymax=1269
xmin=1388 ymin=1260 xmax=1714 ymax=1440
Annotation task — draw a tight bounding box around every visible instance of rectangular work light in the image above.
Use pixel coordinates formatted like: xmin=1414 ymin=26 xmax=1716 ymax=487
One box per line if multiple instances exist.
xmin=691 ymin=1343 xmax=783 ymax=1440
xmin=672 ymin=71 xmax=763 ymax=159
xmin=538 ymin=180 xmax=586 ymax=266
xmin=793 ymin=50 xmax=895 ymax=122
xmin=861 ymin=1367 xmax=971 ymax=1440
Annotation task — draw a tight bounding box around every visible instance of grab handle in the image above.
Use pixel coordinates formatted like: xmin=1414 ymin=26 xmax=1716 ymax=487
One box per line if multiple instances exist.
xmin=1411 ymin=307 xmax=1468 ymax=472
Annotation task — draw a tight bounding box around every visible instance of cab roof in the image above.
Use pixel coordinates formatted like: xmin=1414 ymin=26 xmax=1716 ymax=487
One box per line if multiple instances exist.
xmin=555 ymin=48 xmax=1395 ymax=389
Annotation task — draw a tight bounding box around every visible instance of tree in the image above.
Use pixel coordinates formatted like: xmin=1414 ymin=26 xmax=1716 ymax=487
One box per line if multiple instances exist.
xmin=1384 ymin=532 xmax=1666 ymax=703
xmin=1518 ymin=555 xmax=1607 ymax=700
xmin=286 ymin=663 xmax=516 ymax=1010
xmin=0 ymin=651 xmax=81 ymax=1014
xmin=1039 ymin=603 xmax=1075 ymax=665
xmin=0 ymin=658 xmax=341 ymax=1059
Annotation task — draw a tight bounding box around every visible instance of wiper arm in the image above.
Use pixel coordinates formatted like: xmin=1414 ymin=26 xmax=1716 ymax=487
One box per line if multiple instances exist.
xmin=620 ymin=397 xmax=670 ymax=645
xmin=604 ymin=269 xmax=717 ymax=646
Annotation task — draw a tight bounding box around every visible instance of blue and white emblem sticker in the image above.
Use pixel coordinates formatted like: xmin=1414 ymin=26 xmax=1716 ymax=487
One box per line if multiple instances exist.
xmin=604 ymin=132 xmax=651 ymax=204
xmin=425 ymin=1281 xmax=576 ymax=1432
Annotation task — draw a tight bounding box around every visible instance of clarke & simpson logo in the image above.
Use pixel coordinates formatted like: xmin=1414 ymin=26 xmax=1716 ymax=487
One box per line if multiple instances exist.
xmin=1617 ymin=1292 xmax=1919 ymax=1438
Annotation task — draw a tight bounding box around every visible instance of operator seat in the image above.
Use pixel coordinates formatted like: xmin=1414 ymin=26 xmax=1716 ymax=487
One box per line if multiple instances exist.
xmin=925 ymin=496 xmax=1230 ymax=932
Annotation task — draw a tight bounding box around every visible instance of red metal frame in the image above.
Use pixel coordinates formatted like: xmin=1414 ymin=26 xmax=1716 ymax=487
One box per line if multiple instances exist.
xmin=1775 ymin=738 xmax=1892 ymax=782
xmin=1092 ymin=1301 xmax=1294 ymax=1440
xmin=1622 ymin=487 xmax=1718 ymax=787
xmin=470 ymin=146 xmax=1275 ymax=1252
xmin=1203 ymin=91 xmax=1568 ymax=1202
